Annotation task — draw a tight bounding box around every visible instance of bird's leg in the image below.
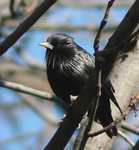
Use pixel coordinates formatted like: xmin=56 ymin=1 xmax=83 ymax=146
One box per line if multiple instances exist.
xmin=57 ymin=113 xmax=81 ymax=129
xmin=57 ymin=100 xmax=88 ymax=129
xmin=57 ymin=95 xmax=88 ymax=128
xmin=57 ymin=95 xmax=78 ymax=126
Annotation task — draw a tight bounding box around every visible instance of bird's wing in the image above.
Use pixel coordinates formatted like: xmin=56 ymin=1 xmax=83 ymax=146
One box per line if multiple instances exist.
xmin=78 ymin=48 xmax=123 ymax=114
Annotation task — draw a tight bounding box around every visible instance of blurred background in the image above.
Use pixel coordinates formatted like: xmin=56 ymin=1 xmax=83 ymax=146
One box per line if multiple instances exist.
xmin=0 ymin=0 xmax=138 ymax=150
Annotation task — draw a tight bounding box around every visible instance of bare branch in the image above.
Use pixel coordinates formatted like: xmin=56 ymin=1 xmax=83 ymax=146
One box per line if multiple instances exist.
xmin=0 ymin=79 xmax=65 ymax=105
xmin=121 ymin=122 xmax=139 ymax=136
xmin=0 ymin=0 xmax=57 ymax=56
xmin=87 ymin=93 xmax=139 ymax=137
xmin=96 ymin=28 xmax=139 ymax=56
xmin=78 ymin=56 xmax=104 ymax=149
xmin=94 ymin=0 xmax=115 ymax=52
xmin=44 ymin=1 xmax=139 ymax=149
xmin=4 ymin=19 xmax=118 ymax=32
xmin=58 ymin=0 xmax=133 ymax=8
xmin=75 ymin=1 xmax=115 ymax=148
xmin=9 ymin=0 xmax=16 ymax=17
xmin=118 ymin=130 xmax=135 ymax=147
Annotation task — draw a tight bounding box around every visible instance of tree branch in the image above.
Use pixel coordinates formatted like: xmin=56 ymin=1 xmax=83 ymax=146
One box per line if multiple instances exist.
xmin=118 ymin=130 xmax=135 ymax=147
xmin=0 ymin=0 xmax=57 ymax=56
xmin=57 ymin=1 xmax=133 ymax=8
xmin=94 ymin=0 xmax=115 ymax=52
xmin=44 ymin=1 xmax=139 ymax=149
xmin=87 ymin=93 xmax=139 ymax=137
xmin=95 ymin=28 xmax=139 ymax=57
xmin=9 ymin=0 xmax=16 ymax=17
xmin=3 ymin=19 xmax=118 ymax=32
xmin=121 ymin=122 xmax=139 ymax=136
xmin=0 ymin=79 xmax=65 ymax=104
xmin=77 ymin=0 xmax=115 ymax=148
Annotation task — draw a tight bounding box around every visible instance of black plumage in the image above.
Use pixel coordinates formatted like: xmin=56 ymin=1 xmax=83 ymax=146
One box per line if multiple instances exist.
xmin=39 ymin=33 xmax=122 ymax=138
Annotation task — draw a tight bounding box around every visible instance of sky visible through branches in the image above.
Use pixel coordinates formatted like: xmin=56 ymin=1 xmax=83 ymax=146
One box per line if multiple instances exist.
xmin=0 ymin=0 xmax=138 ymax=150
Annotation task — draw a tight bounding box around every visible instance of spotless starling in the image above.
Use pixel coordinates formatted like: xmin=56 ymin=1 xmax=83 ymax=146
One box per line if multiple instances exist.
xmin=39 ymin=33 xmax=122 ymax=138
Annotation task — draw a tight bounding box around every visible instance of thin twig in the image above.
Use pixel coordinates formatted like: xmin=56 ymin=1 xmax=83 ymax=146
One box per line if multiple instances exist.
xmin=87 ymin=93 xmax=139 ymax=137
xmin=74 ymin=1 xmax=115 ymax=149
xmin=78 ymin=1 xmax=115 ymax=149
xmin=94 ymin=0 xmax=115 ymax=52
xmin=57 ymin=1 xmax=133 ymax=8
xmin=3 ymin=20 xmax=118 ymax=31
xmin=118 ymin=130 xmax=135 ymax=147
xmin=9 ymin=0 xmax=16 ymax=17
xmin=78 ymin=66 xmax=103 ymax=150
xmin=96 ymin=28 xmax=139 ymax=57
xmin=44 ymin=1 xmax=139 ymax=149
xmin=87 ymin=69 xmax=102 ymax=131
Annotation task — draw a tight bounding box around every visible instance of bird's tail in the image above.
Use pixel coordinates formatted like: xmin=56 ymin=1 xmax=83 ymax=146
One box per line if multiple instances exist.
xmin=94 ymin=89 xmax=118 ymax=138
xmin=95 ymin=110 xmax=117 ymax=138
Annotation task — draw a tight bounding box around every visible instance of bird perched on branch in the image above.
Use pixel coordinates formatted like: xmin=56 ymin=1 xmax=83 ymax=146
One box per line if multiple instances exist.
xmin=39 ymin=33 xmax=122 ymax=138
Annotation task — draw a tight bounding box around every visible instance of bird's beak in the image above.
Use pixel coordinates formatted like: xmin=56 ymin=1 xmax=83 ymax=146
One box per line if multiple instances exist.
xmin=38 ymin=42 xmax=53 ymax=50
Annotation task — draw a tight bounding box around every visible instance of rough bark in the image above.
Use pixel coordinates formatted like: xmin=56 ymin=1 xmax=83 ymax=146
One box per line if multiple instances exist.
xmin=74 ymin=38 xmax=139 ymax=150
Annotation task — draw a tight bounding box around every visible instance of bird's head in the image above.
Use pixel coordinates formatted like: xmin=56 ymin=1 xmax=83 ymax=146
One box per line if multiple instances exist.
xmin=39 ymin=33 xmax=75 ymax=53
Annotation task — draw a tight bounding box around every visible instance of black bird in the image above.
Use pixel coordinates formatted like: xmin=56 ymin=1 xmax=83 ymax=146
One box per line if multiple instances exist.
xmin=39 ymin=33 xmax=122 ymax=138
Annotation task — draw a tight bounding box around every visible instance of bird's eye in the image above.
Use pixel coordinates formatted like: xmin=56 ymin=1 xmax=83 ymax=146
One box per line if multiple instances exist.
xmin=56 ymin=44 xmax=62 ymax=48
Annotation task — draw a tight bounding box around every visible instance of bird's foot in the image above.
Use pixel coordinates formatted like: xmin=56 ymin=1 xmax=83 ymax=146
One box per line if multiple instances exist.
xmin=70 ymin=95 xmax=78 ymax=105
xmin=57 ymin=114 xmax=81 ymax=129
xmin=70 ymin=95 xmax=78 ymax=101
xmin=57 ymin=114 xmax=66 ymax=126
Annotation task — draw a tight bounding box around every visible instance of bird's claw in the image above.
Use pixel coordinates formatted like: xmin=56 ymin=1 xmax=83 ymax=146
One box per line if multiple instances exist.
xmin=57 ymin=114 xmax=81 ymax=129
xmin=70 ymin=95 xmax=78 ymax=105
xmin=57 ymin=114 xmax=66 ymax=126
